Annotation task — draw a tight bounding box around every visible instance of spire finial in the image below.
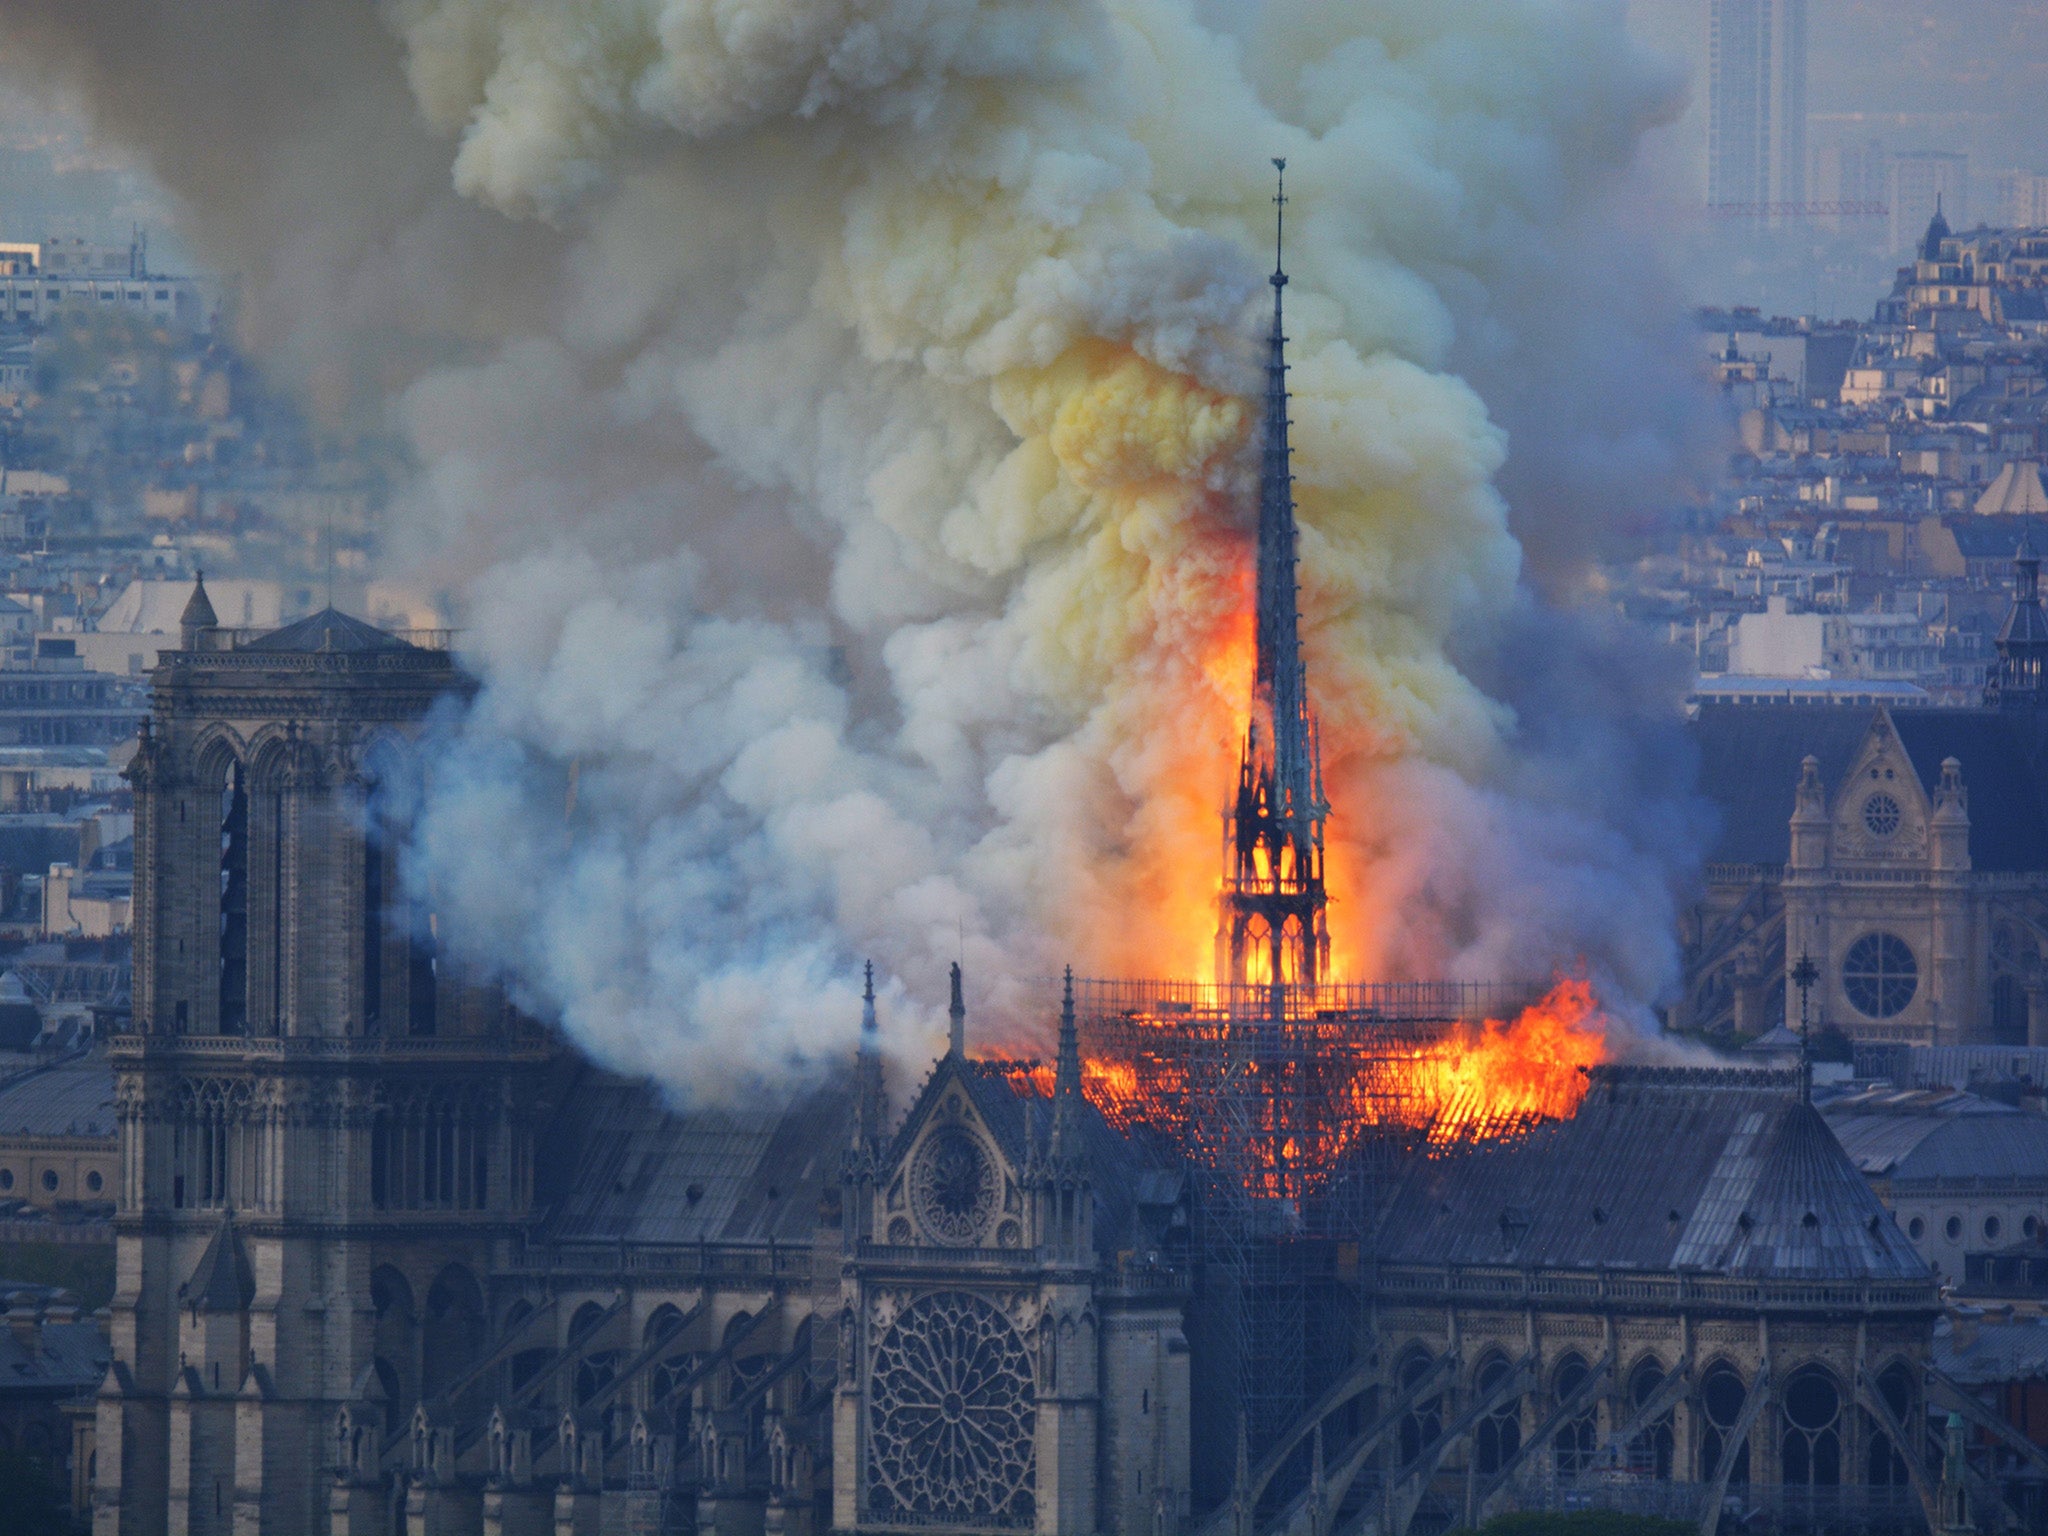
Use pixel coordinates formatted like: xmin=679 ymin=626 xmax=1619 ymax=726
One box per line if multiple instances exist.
xmin=1271 ymin=156 xmax=1288 ymax=287
xmin=948 ymin=962 xmax=965 ymax=1058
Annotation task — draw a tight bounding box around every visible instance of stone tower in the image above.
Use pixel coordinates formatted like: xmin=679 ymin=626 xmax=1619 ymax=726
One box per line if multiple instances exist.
xmin=1218 ymin=159 xmax=1330 ymax=1001
xmin=94 ymin=595 xmax=553 ymax=1535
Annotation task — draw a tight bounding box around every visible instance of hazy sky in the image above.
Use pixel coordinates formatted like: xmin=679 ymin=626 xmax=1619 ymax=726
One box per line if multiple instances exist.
xmin=1629 ymin=0 xmax=2048 ymax=190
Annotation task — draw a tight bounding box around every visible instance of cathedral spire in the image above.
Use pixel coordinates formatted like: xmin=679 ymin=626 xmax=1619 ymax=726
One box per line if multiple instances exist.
xmin=1049 ymin=966 xmax=1082 ymax=1157
xmin=947 ymin=961 xmax=966 ymax=1058
xmin=853 ymin=961 xmax=883 ymax=1150
xmin=1219 ymin=158 xmax=1331 ymax=1008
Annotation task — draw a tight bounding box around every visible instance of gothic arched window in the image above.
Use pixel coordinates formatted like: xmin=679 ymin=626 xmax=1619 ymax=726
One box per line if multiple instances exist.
xmin=1551 ymin=1354 xmax=1598 ymax=1477
xmin=1473 ymin=1353 xmax=1522 ymax=1476
xmin=1866 ymin=1360 xmax=1917 ymax=1486
xmin=1780 ymin=1365 xmax=1842 ymax=1488
xmin=1396 ymin=1346 xmax=1442 ymax=1466
xmin=1699 ymin=1362 xmax=1751 ymax=1486
xmin=1626 ymin=1356 xmax=1675 ymax=1480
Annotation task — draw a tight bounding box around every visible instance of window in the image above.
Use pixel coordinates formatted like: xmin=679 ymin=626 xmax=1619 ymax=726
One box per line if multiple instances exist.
xmin=85 ymin=1170 xmax=102 ymax=1193
xmin=0 ymin=1168 xmax=13 ymax=1190
xmin=1552 ymin=1354 xmax=1599 ymax=1476
xmin=1843 ymin=933 xmax=1918 ymax=1019
xmin=1862 ymin=792 xmax=1902 ymax=838
xmin=1699 ymin=1363 xmax=1750 ymax=1485
xmin=1473 ymin=1355 xmax=1522 ymax=1476
xmin=1396 ymin=1347 xmax=1442 ymax=1465
xmin=1780 ymin=1366 xmax=1842 ymax=1487
xmin=1986 ymin=1215 xmax=2003 ymax=1242
xmin=1947 ymin=1216 xmax=1963 ymax=1241
xmin=1909 ymin=1216 xmax=1925 ymax=1240
xmin=37 ymin=1168 xmax=57 ymax=1192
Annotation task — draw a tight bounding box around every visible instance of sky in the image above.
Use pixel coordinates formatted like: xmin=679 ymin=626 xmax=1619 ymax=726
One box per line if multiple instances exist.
xmin=3 ymin=3 xmax=2047 ymax=307
xmin=1628 ymin=0 xmax=2048 ymax=190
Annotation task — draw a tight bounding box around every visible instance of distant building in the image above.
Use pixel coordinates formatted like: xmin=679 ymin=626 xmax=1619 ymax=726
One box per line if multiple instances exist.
xmin=0 ymin=1281 xmax=109 ymax=1525
xmin=1682 ymin=547 xmax=2048 ymax=1046
xmin=1707 ymin=0 xmax=1808 ymax=218
xmin=0 ymin=1051 xmax=116 ymax=1211
xmin=0 ymin=234 xmax=214 ymax=334
xmin=1823 ymin=1084 xmax=2048 ymax=1283
xmin=1890 ymin=155 xmax=1970 ymax=260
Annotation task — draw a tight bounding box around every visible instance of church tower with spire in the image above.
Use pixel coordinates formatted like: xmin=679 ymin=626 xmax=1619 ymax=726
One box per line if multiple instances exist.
xmin=1218 ymin=159 xmax=1331 ymax=1003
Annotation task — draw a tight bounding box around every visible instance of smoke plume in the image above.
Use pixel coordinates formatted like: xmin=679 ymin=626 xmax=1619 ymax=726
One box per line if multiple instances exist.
xmin=1 ymin=0 xmax=1707 ymax=1093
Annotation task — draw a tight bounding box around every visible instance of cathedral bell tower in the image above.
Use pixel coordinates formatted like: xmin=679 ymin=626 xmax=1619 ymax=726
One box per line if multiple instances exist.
xmin=1218 ymin=159 xmax=1331 ymax=1006
xmin=97 ymin=604 xmax=551 ymax=1536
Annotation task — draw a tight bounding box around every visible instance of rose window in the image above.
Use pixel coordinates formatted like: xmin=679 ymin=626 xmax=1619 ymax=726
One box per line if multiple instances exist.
xmin=911 ymin=1126 xmax=997 ymax=1245
xmin=1862 ymin=793 xmax=1902 ymax=839
xmin=1842 ymin=932 xmax=1918 ymax=1019
xmin=867 ymin=1291 xmax=1036 ymax=1526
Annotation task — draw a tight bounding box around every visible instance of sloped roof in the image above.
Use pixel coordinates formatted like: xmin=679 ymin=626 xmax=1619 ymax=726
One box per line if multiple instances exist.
xmin=1826 ymin=1110 xmax=2048 ymax=1183
xmin=240 ymin=607 xmax=413 ymax=654
xmin=1937 ymin=1318 xmax=2048 ymax=1385
xmin=1691 ymin=704 xmax=2048 ymax=871
xmin=1977 ymin=462 xmax=2048 ymax=517
xmin=1947 ymin=515 xmax=2048 ymax=559
xmin=97 ymin=578 xmax=284 ymax=635
xmin=536 ymin=1068 xmax=852 ymax=1246
xmin=184 ymin=1214 xmax=255 ymax=1312
xmin=0 ymin=1296 xmax=106 ymax=1395
xmin=0 ymin=1052 xmax=114 ymax=1137
xmin=1377 ymin=1067 xmax=1929 ymax=1281
xmin=178 ymin=575 xmax=217 ymax=632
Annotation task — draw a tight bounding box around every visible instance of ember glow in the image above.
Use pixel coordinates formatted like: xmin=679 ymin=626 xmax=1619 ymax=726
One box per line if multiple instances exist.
xmin=993 ymin=975 xmax=1609 ymax=1197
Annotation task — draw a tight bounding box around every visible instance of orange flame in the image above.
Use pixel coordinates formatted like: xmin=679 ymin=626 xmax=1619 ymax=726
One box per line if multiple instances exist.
xmin=990 ymin=977 xmax=1608 ymax=1192
xmin=1407 ymin=975 xmax=1608 ymax=1143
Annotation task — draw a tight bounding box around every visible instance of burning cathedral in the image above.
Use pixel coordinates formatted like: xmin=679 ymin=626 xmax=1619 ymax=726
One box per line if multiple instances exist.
xmin=91 ymin=171 xmax=1974 ymax=1536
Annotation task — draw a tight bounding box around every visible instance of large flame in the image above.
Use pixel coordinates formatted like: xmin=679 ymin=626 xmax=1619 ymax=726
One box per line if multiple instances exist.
xmin=1410 ymin=975 xmax=1608 ymax=1143
xmin=994 ymin=976 xmax=1608 ymax=1193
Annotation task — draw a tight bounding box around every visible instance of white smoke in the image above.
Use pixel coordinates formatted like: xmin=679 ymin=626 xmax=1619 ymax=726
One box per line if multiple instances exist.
xmin=2 ymin=0 xmax=1707 ymax=1094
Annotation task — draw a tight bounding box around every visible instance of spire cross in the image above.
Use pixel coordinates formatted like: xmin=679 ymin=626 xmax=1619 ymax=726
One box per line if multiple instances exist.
xmin=1790 ymin=950 xmax=1819 ymax=1104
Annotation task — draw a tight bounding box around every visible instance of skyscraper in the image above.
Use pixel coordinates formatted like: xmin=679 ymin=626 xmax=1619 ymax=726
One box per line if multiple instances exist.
xmin=1707 ymin=0 xmax=1808 ymax=218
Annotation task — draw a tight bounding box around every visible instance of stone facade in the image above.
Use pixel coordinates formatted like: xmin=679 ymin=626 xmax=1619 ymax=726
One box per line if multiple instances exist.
xmin=94 ymin=598 xmax=1192 ymax=1536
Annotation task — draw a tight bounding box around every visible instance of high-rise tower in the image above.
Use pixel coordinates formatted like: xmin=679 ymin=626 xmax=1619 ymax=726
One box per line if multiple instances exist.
xmin=1707 ymin=0 xmax=1808 ymax=220
xmin=1218 ymin=160 xmax=1330 ymax=1002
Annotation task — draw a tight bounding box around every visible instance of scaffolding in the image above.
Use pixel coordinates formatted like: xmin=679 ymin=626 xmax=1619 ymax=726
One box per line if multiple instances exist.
xmin=1065 ymin=977 xmax=1546 ymax=1512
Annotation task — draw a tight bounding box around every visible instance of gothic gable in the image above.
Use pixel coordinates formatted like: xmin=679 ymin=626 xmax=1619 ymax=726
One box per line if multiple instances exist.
xmin=879 ymin=1056 xmax=1029 ymax=1251
xmin=1830 ymin=710 xmax=1930 ymax=865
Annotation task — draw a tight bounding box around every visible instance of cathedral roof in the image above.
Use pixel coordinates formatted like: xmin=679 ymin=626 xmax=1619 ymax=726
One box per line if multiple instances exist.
xmin=535 ymin=1068 xmax=852 ymax=1246
xmin=1692 ymin=703 xmax=2048 ymax=870
xmin=239 ymin=607 xmax=416 ymax=654
xmin=1377 ymin=1066 xmax=1930 ymax=1282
